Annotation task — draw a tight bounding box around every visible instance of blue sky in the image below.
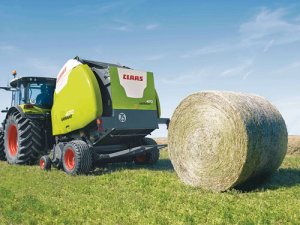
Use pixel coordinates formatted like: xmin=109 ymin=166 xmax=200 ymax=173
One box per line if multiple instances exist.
xmin=0 ymin=0 xmax=299 ymax=137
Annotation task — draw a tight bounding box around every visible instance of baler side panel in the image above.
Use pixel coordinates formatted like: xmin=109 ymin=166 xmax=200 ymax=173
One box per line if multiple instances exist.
xmin=155 ymin=90 xmax=161 ymax=118
xmin=109 ymin=67 xmax=157 ymax=111
xmin=52 ymin=65 xmax=103 ymax=135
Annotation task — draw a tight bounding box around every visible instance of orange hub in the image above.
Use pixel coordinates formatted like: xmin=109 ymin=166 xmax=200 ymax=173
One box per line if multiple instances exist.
xmin=8 ymin=124 xmax=18 ymax=156
xmin=40 ymin=159 xmax=45 ymax=169
xmin=136 ymin=155 xmax=147 ymax=162
xmin=65 ymin=149 xmax=75 ymax=170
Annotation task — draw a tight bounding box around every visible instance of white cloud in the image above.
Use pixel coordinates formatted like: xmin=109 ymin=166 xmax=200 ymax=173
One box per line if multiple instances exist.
xmin=0 ymin=43 xmax=17 ymax=52
xmin=145 ymin=24 xmax=160 ymax=30
xmin=145 ymin=54 xmax=166 ymax=61
xmin=263 ymin=39 xmax=274 ymax=52
xmin=182 ymin=8 xmax=300 ymax=58
xmin=220 ymin=60 xmax=253 ymax=77
xmin=66 ymin=2 xmax=125 ymax=16
xmin=275 ymin=60 xmax=300 ymax=74
xmin=291 ymin=61 xmax=300 ymax=68
xmin=295 ymin=15 xmax=300 ymax=21
xmin=240 ymin=8 xmax=300 ymax=45
xmin=101 ymin=24 xmax=132 ymax=32
xmin=116 ymin=26 xmax=132 ymax=32
xmin=181 ymin=44 xmax=230 ymax=58
xmin=100 ymin=2 xmax=125 ymax=12
xmin=242 ymin=70 xmax=253 ymax=82
xmin=101 ymin=19 xmax=133 ymax=32
xmin=161 ymin=69 xmax=207 ymax=84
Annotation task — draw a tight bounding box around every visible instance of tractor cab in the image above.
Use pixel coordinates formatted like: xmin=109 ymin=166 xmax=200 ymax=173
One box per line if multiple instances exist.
xmin=10 ymin=77 xmax=56 ymax=109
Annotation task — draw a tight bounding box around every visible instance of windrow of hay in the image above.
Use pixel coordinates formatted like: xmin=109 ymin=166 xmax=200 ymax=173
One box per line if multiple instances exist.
xmin=287 ymin=136 xmax=300 ymax=155
xmin=168 ymin=91 xmax=288 ymax=192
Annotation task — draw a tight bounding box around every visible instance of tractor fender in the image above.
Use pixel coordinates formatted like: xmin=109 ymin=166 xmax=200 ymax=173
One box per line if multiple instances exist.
xmin=2 ymin=106 xmax=25 ymax=129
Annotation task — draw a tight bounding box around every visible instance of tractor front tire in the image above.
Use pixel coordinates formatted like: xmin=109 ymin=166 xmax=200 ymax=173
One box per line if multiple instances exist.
xmin=0 ymin=129 xmax=5 ymax=160
xmin=133 ymin=138 xmax=160 ymax=166
xmin=4 ymin=111 xmax=42 ymax=165
xmin=62 ymin=140 xmax=92 ymax=175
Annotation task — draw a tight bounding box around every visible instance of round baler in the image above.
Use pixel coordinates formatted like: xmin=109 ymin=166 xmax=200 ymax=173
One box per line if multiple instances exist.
xmin=0 ymin=56 xmax=169 ymax=174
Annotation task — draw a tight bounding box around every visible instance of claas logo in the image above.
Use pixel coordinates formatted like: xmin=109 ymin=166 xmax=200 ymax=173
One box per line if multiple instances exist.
xmin=123 ymin=74 xmax=143 ymax=81
xmin=57 ymin=67 xmax=67 ymax=83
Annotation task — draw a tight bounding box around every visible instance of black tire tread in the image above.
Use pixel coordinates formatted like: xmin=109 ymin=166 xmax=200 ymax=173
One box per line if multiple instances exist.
xmin=133 ymin=138 xmax=160 ymax=166
xmin=0 ymin=129 xmax=5 ymax=160
xmin=142 ymin=138 xmax=160 ymax=166
xmin=63 ymin=140 xmax=92 ymax=175
xmin=40 ymin=155 xmax=51 ymax=171
xmin=4 ymin=111 xmax=43 ymax=165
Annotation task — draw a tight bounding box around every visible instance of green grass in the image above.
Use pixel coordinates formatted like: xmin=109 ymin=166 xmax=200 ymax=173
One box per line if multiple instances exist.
xmin=1 ymin=151 xmax=300 ymax=224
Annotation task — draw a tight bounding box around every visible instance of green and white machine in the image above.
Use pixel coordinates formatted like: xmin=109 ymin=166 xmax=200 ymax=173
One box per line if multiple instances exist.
xmin=0 ymin=56 xmax=169 ymax=175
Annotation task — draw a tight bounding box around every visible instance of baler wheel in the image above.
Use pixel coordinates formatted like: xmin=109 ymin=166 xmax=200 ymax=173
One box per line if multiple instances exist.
xmin=62 ymin=140 xmax=92 ymax=175
xmin=133 ymin=138 xmax=160 ymax=166
xmin=0 ymin=129 xmax=5 ymax=160
xmin=40 ymin=156 xmax=51 ymax=171
xmin=4 ymin=111 xmax=42 ymax=165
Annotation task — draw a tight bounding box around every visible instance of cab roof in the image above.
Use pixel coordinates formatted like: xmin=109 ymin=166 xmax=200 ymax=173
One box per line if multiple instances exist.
xmin=10 ymin=77 xmax=56 ymax=88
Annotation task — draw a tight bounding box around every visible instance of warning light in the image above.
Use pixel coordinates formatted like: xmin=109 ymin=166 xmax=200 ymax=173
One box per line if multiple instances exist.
xmin=97 ymin=119 xmax=104 ymax=131
xmin=12 ymin=70 xmax=17 ymax=78
xmin=24 ymin=105 xmax=34 ymax=109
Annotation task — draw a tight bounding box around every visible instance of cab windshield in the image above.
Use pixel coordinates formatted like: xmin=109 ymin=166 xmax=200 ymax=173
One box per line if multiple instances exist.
xmin=28 ymin=83 xmax=55 ymax=109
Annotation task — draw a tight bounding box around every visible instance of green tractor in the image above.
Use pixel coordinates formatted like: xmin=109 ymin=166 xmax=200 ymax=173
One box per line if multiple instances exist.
xmin=0 ymin=72 xmax=56 ymax=164
xmin=0 ymin=57 xmax=169 ymax=175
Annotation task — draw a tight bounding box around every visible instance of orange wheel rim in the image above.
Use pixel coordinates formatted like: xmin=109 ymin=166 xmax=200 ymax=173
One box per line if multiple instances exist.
xmin=8 ymin=124 xmax=18 ymax=156
xmin=65 ymin=149 xmax=75 ymax=170
xmin=40 ymin=159 xmax=45 ymax=169
xmin=136 ymin=155 xmax=147 ymax=162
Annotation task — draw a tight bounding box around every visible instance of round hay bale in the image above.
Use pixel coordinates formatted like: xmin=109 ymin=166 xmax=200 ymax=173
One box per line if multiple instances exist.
xmin=168 ymin=91 xmax=288 ymax=192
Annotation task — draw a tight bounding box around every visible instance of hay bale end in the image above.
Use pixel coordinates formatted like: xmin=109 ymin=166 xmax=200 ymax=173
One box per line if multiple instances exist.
xmin=168 ymin=91 xmax=288 ymax=192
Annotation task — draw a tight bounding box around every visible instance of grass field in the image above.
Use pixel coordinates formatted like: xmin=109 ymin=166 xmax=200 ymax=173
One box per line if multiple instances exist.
xmin=1 ymin=141 xmax=300 ymax=224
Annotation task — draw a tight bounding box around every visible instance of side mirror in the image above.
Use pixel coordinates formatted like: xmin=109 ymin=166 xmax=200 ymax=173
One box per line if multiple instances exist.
xmin=1 ymin=107 xmax=8 ymax=113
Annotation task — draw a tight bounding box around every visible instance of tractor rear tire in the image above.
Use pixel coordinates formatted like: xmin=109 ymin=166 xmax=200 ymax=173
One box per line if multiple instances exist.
xmin=133 ymin=138 xmax=160 ymax=166
xmin=4 ymin=111 xmax=42 ymax=165
xmin=40 ymin=155 xmax=51 ymax=171
xmin=62 ymin=140 xmax=92 ymax=175
xmin=0 ymin=129 xmax=5 ymax=160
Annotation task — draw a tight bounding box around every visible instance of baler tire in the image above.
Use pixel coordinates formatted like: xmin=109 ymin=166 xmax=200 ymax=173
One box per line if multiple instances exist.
xmin=62 ymin=140 xmax=92 ymax=175
xmin=4 ymin=111 xmax=42 ymax=165
xmin=133 ymin=138 xmax=160 ymax=166
xmin=40 ymin=155 xmax=51 ymax=171
xmin=0 ymin=129 xmax=5 ymax=160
